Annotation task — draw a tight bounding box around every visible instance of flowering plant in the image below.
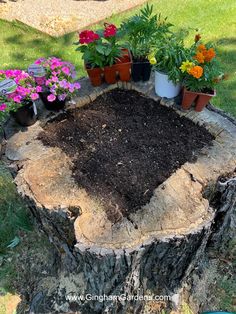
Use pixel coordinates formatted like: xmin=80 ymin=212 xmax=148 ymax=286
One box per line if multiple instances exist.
xmin=149 ymin=30 xmax=189 ymax=83
xmin=34 ymin=57 xmax=80 ymax=102
xmin=75 ymin=23 xmax=122 ymax=68
xmin=180 ymin=37 xmax=224 ymax=92
xmin=0 ymin=69 xmax=41 ymax=120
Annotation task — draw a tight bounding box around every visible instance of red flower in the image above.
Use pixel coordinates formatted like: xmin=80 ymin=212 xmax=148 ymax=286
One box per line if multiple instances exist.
xmin=79 ymin=30 xmax=100 ymax=44
xmin=104 ymin=23 xmax=117 ymax=38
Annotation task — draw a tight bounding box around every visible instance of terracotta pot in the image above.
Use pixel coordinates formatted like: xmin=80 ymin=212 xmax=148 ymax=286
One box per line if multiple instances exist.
xmin=116 ymin=49 xmax=132 ymax=82
xmin=104 ymin=65 xmax=117 ymax=84
xmin=195 ymin=89 xmax=216 ymax=112
xmin=181 ymin=88 xmax=199 ymax=110
xmin=86 ymin=66 xmax=103 ymax=87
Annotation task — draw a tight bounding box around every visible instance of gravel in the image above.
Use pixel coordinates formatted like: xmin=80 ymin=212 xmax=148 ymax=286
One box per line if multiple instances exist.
xmin=0 ymin=0 xmax=147 ymax=36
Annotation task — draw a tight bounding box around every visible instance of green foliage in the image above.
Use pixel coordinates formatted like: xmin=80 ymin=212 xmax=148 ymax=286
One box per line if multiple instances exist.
xmin=0 ymin=164 xmax=32 ymax=255
xmin=120 ymin=4 xmax=172 ymax=59
xmin=153 ymin=30 xmax=190 ymax=83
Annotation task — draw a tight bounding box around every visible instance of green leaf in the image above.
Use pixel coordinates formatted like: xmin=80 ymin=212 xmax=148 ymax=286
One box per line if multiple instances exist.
xmin=7 ymin=236 xmax=20 ymax=249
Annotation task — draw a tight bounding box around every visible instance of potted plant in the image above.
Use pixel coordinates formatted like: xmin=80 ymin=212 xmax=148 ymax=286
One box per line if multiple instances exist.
xmin=180 ymin=36 xmax=225 ymax=111
xmin=33 ymin=57 xmax=81 ymax=111
xmin=151 ymin=31 xmax=189 ymax=98
xmin=0 ymin=70 xmax=41 ymax=126
xmin=75 ymin=23 xmax=131 ymax=86
xmin=121 ymin=4 xmax=172 ymax=82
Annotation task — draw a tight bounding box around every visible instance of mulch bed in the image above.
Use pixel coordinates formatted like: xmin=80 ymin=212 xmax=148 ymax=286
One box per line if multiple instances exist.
xmin=39 ymin=89 xmax=214 ymax=222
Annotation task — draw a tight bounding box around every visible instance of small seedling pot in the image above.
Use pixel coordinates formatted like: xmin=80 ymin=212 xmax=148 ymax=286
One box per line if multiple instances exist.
xmin=115 ymin=49 xmax=132 ymax=82
xmin=195 ymin=89 xmax=216 ymax=112
xmin=86 ymin=66 xmax=104 ymax=87
xmin=131 ymin=57 xmax=151 ymax=82
xmin=181 ymin=88 xmax=216 ymax=112
xmin=104 ymin=65 xmax=117 ymax=84
xmin=181 ymin=88 xmax=199 ymax=110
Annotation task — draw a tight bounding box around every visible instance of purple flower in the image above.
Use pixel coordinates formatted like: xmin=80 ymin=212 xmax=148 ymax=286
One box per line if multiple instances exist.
xmin=47 ymin=94 xmax=56 ymax=102
xmin=0 ymin=103 xmax=7 ymax=111
xmin=58 ymin=94 xmax=67 ymax=101
xmin=74 ymin=82 xmax=81 ymax=90
xmin=31 ymin=93 xmax=39 ymax=101
xmin=59 ymin=80 xmax=69 ymax=89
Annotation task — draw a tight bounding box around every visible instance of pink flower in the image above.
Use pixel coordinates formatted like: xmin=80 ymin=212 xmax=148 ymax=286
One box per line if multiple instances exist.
xmin=13 ymin=95 xmax=22 ymax=103
xmin=36 ymin=86 xmax=42 ymax=93
xmin=35 ymin=76 xmax=46 ymax=86
xmin=0 ymin=103 xmax=7 ymax=111
xmin=51 ymin=76 xmax=59 ymax=83
xmin=31 ymin=93 xmax=39 ymax=101
xmin=47 ymin=94 xmax=56 ymax=102
xmin=79 ymin=30 xmax=100 ymax=44
xmin=62 ymin=67 xmax=70 ymax=76
xmin=35 ymin=58 xmax=46 ymax=65
xmin=45 ymin=79 xmax=51 ymax=86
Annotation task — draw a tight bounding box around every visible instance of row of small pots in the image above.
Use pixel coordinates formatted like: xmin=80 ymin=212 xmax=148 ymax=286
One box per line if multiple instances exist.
xmin=154 ymin=71 xmax=215 ymax=112
xmin=11 ymin=91 xmax=66 ymax=127
xmin=86 ymin=50 xmax=151 ymax=86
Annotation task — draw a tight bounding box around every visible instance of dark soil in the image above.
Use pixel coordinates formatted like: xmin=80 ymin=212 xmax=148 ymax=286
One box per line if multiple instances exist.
xmin=39 ymin=89 xmax=214 ymax=223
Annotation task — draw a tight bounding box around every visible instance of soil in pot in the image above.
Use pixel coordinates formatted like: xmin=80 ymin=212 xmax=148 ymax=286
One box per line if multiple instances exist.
xmin=132 ymin=57 xmax=151 ymax=82
xmin=38 ymin=89 xmax=214 ymax=223
xmin=11 ymin=102 xmax=37 ymax=127
xmin=40 ymin=92 xmax=66 ymax=111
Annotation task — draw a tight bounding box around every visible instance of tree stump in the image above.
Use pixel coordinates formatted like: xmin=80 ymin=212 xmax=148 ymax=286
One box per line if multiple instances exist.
xmin=2 ymin=79 xmax=236 ymax=313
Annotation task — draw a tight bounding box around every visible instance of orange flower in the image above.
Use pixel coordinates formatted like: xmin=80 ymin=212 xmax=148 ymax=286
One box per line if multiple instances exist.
xmin=188 ymin=65 xmax=204 ymax=79
xmin=194 ymin=52 xmax=205 ymax=63
xmin=197 ymin=44 xmax=207 ymax=52
xmin=195 ymin=34 xmax=201 ymax=43
xmin=204 ymin=48 xmax=216 ymax=62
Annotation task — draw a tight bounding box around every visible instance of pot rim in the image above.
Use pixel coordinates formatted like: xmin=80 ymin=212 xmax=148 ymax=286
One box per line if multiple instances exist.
xmin=183 ymin=87 xmax=216 ymax=97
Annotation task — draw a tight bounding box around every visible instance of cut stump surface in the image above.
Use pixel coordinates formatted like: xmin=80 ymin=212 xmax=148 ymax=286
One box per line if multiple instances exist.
xmin=3 ymin=77 xmax=236 ymax=313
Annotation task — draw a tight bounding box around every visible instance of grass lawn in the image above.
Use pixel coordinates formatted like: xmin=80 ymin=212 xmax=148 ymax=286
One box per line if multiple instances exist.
xmin=0 ymin=0 xmax=235 ymax=116
xmin=0 ymin=0 xmax=236 ymax=116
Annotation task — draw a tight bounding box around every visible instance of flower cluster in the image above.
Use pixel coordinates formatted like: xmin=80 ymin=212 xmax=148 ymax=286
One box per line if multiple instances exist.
xmin=0 ymin=70 xmax=40 ymax=114
xmin=79 ymin=30 xmax=100 ymax=44
xmin=45 ymin=78 xmax=80 ymax=102
xmin=194 ymin=44 xmax=216 ymax=64
xmin=76 ymin=23 xmax=122 ymax=68
xmin=35 ymin=57 xmax=77 ymax=80
xmin=180 ymin=36 xmax=224 ymax=92
xmin=34 ymin=57 xmax=80 ymax=102
xmin=104 ymin=23 xmax=117 ymax=38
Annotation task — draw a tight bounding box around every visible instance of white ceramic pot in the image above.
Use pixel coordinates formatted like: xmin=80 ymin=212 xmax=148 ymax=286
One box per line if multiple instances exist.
xmin=155 ymin=70 xmax=181 ymax=98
